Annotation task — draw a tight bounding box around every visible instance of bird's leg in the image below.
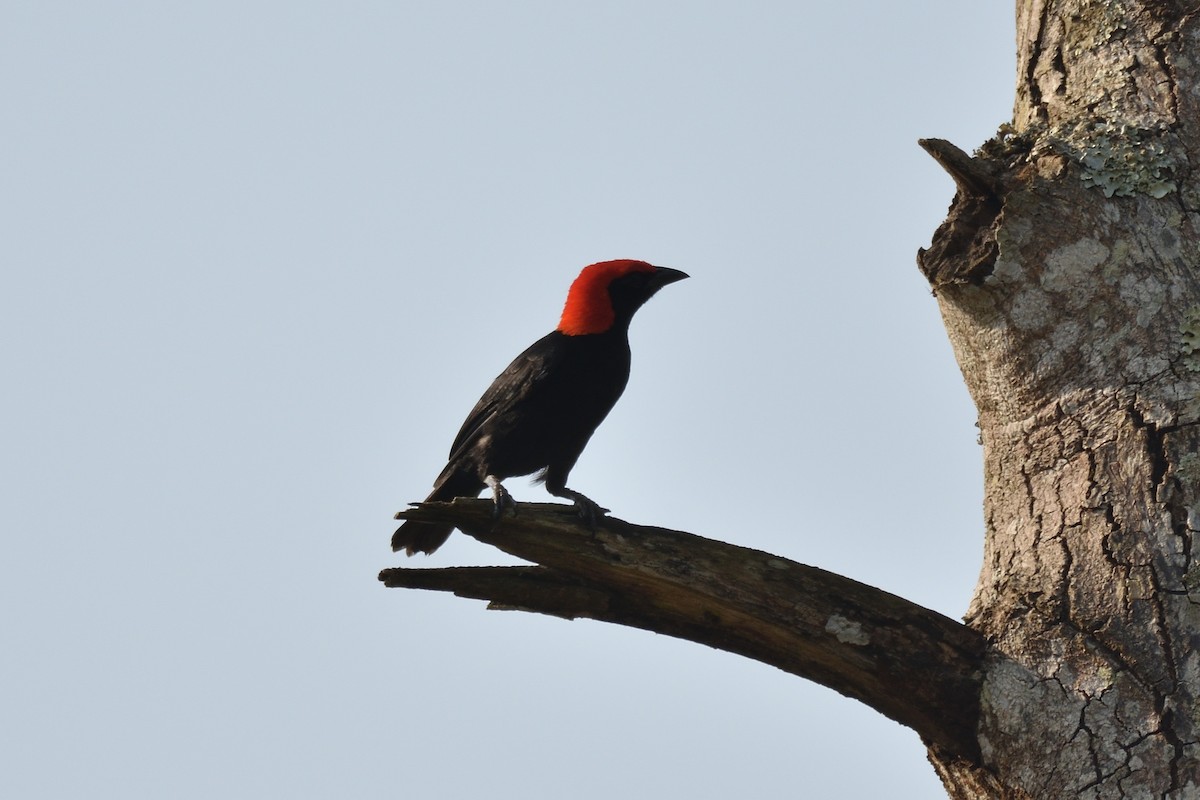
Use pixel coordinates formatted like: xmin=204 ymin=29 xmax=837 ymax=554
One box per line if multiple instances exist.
xmin=541 ymin=471 xmax=608 ymax=528
xmin=557 ymin=487 xmax=609 ymax=529
xmin=484 ymin=474 xmax=516 ymax=520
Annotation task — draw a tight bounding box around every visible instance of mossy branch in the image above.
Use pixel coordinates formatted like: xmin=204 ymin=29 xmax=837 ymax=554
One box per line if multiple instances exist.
xmin=380 ymin=499 xmax=987 ymax=761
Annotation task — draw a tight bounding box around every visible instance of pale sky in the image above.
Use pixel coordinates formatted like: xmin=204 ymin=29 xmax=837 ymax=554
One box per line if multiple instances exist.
xmin=4 ymin=3 xmax=1013 ymax=798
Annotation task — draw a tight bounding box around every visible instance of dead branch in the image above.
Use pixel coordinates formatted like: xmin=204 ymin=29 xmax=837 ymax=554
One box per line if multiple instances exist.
xmin=380 ymin=499 xmax=987 ymax=761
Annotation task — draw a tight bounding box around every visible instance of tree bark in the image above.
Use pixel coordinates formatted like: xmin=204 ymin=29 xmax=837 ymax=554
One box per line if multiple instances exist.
xmin=919 ymin=1 xmax=1200 ymax=796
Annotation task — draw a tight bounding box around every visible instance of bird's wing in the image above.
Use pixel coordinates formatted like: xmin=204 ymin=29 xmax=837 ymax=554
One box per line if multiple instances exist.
xmin=444 ymin=332 xmax=562 ymax=464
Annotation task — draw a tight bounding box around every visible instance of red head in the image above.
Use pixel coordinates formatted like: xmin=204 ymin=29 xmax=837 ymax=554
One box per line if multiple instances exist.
xmin=557 ymin=260 xmax=688 ymax=336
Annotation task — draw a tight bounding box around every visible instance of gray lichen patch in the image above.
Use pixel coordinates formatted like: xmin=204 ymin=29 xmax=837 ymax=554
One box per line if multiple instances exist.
xmin=1126 ymin=351 xmax=1172 ymax=382
xmin=1082 ymin=0 xmax=1131 ymax=43
xmin=1058 ymin=121 xmax=1178 ymax=198
xmin=1178 ymin=452 xmax=1200 ymax=489
xmin=1043 ymin=238 xmax=1110 ymax=305
xmin=823 ymin=614 xmax=869 ymax=646
xmin=979 ymin=652 xmax=1176 ymax=795
xmin=1117 ymin=272 xmax=1167 ymax=327
xmin=989 ymin=257 xmax=1025 ymax=285
xmin=988 ymin=219 xmax=1034 ymax=287
xmin=1050 ymin=321 xmax=1084 ymax=359
xmin=1009 ymin=288 xmax=1054 ymax=332
xmin=1080 ymin=126 xmax=1176 ymax=198
xmin=1181 ymin=306 xmax=1200 ymax=372
xmin=977 ymin=659 xmax=1090 ymax=788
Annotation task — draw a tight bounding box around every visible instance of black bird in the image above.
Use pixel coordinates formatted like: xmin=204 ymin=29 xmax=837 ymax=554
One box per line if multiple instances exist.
xmin=393 ymin=259 xmax=688 ymax=555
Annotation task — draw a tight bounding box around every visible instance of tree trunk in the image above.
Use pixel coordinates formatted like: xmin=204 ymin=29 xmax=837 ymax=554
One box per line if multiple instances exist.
xmin=921 ymin=1 xmax=1200 ymax=796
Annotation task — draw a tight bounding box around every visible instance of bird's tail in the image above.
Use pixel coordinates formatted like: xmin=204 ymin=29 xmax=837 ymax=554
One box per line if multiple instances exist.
xmin=392 ymin=470 xmax=482 ymax=556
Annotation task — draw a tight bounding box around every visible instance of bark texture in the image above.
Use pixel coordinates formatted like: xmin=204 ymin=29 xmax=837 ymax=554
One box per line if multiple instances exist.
xmin=920 ymin=1 xmax=1200 ymax=796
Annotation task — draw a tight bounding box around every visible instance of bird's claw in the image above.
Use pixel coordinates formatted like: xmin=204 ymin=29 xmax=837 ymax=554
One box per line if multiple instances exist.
xmin=488 ymin=478 xmax=516 ymax=522
xmin=569 ymin=492 xmax=608 ymax=529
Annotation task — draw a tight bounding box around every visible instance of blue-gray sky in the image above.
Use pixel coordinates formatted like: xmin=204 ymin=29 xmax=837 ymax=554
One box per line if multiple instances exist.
xmin=4 ymin=3 xmax=1012 ymax=797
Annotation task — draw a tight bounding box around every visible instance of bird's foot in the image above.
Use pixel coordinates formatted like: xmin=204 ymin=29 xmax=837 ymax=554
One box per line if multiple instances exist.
xmin=485 ymin=475 xmax=516 ymax=521
xmin=563 ymin=489 xmax=608 ymax=529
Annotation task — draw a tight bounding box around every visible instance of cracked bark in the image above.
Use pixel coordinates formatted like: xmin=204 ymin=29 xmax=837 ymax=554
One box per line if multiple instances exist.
xmin=924 ymin=1 xmax=1200 ymax=797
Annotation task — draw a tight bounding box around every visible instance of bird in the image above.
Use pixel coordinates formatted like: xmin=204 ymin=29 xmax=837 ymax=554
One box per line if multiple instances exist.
xmin=393 ymin=259 xmax=688 ymax=555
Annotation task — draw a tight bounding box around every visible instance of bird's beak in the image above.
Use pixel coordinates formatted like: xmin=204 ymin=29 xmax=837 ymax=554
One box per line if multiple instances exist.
xmin=650 ymin=266 xmax=690 ymax=287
